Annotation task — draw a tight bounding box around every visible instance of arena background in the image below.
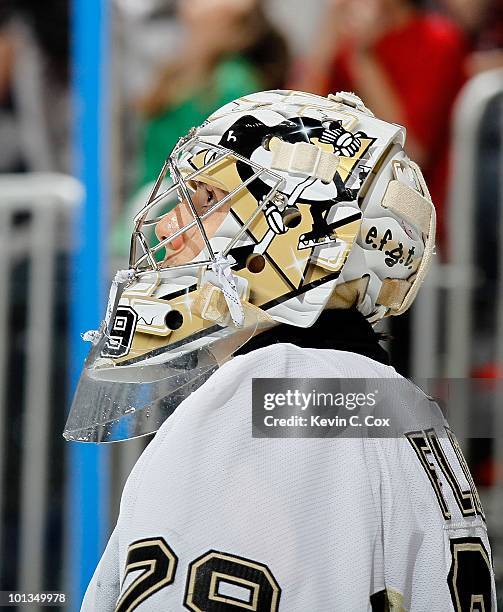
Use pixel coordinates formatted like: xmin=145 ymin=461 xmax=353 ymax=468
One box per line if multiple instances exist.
xmin=0 ymin=0 xmax=501 ymax=609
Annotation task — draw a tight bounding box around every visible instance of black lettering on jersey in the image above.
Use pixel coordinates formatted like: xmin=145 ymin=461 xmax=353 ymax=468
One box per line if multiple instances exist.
xmin=426 ymin=429 xmax=476 ymax=518
xmin=448 ymin=537 xmax=494 ymax=611
xmin=406 ymin=428 xmax=485 ymax=522
xmin=184 ymin=550 xmax=281 ymax=611
xmin=115 ymin=537 xmax=178 ymax=612
xmin=406 ymin=430 xmax=451 ymax=519
xmin=446 ymin=428 xmax=485 ymax=521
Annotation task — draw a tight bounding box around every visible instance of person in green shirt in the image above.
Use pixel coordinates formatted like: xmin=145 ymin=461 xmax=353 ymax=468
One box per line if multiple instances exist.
xmin=138 ymin=55 xmax=261 ymax=188
xmin=112 ymin=0 xmax=289 ymax=257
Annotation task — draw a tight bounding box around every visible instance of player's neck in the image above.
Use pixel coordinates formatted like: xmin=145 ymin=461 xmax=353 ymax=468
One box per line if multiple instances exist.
xmin=236 ymin=308 xmax=389 ymax=365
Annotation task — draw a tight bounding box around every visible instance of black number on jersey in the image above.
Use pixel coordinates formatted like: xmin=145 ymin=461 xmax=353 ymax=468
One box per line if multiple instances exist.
xmin=185 ymin=550 xmax=281 ymax=611
xmin=448 ymin=537 xmax=493 ymax=611
xmin=115 ymin=537 xmax=178 ymax=612
xmin=116 ymin=541 xmax=281 ymax=611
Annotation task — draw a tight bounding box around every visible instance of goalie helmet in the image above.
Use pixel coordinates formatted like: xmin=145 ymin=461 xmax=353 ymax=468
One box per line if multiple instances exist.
xmin=64 ymin=90 xmax=435 ymax=442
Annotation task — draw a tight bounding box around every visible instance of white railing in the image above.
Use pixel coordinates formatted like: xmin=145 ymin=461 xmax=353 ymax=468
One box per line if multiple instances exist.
xmin=0 ymin=174 xmax=82 ymax=602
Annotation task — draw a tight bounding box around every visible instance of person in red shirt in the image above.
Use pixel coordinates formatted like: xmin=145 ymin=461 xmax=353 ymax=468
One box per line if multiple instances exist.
xmin=294 ymin=0 xmax=468 ymax=249
xmin=440 ymin=0 xmax=503 ymax=74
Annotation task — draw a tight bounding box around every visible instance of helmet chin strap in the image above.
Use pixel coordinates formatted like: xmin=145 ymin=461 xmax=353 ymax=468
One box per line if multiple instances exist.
xmin=209 ymin=254 xmax=245 ymax=327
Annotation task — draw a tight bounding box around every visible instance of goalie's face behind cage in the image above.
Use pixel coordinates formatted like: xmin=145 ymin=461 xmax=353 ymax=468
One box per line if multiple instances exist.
xmin=154 ymin=182 xmax=231 ymax=268
xmin=64 ymin=90 xmax=436 ymax=443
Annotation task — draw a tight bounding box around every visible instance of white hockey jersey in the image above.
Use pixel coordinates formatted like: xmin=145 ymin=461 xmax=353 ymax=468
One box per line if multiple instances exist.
xmin=82 ymin=343 xmax=496 ymax=611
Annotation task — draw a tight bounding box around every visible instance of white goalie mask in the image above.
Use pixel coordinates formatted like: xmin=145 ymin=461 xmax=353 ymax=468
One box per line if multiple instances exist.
xmin=64 ymin=90 xmax=436 ymax=443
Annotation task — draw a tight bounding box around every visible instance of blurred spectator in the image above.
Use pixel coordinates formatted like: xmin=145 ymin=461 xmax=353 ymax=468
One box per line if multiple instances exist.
xmin=294 ymin=0 xmax=468 ymax=249
xmin=135 ymin=0 xmax=289 ymax=188
xmin=114 ymin=0 xmax=180 ymax=101
xmin=440 ymin=0 xmax=503 ymax=74
xmin=0 ymin=0 xmax=70 ymax=172
xmin=111 ymin=0 xmax=289 ymax=257
xmin=0 ymin=23 xmax=21 ymax=171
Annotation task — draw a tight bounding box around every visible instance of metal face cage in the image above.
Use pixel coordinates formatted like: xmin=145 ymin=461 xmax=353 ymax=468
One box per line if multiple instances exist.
xmin=129 ymin=135 xmax=286 ymax=275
